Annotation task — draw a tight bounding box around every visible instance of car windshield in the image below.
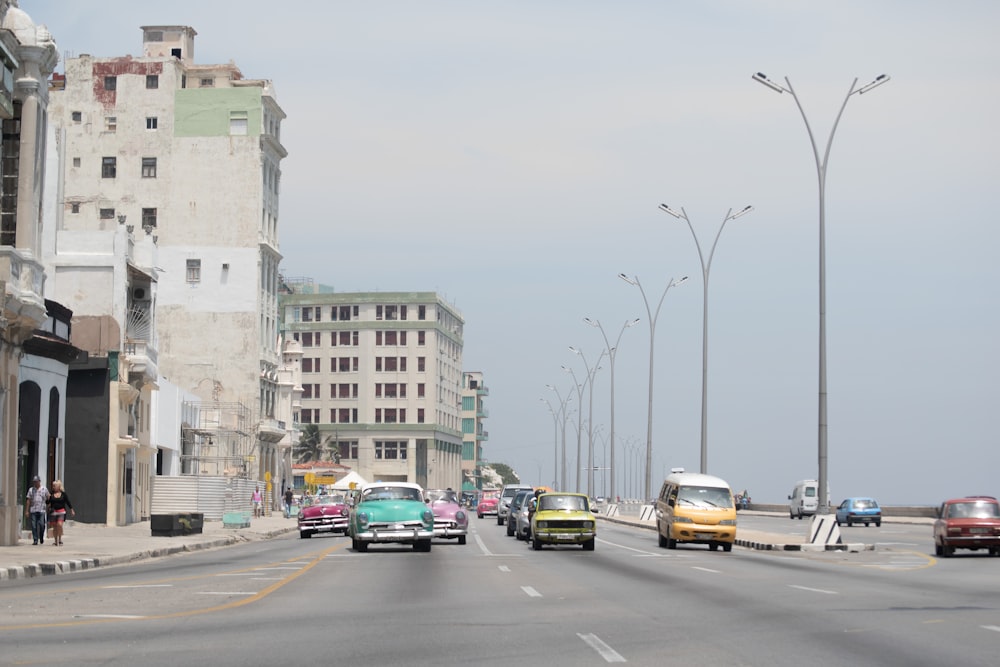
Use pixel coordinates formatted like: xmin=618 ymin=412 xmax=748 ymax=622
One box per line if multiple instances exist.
xmin=305 ymin=494 xmax=344 ymax=507
xmin=426 ymin=489 xmax=459 ymax=503
xmin=362 ymin=486 xmax=423 ymax=502
xmin=537 ymin=495 xmax=588 ymax=512
xmin=481 ymin=490 xmax=499 ymax=500
xmin=947 ymin=502 xmax=1000 ymax=519
xmin=677 ymin=486 xmax=734 ymax=509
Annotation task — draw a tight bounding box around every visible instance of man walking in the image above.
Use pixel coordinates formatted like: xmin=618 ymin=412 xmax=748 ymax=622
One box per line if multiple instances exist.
xmin=284 ymin=487 xmax=295 ymax=518
xmin=25 ymin=476 xmax=49 ymax=545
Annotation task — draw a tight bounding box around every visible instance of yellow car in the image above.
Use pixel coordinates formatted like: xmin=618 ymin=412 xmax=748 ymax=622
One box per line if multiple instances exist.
xmin=530 ymin=492 xmax=597 ymax=551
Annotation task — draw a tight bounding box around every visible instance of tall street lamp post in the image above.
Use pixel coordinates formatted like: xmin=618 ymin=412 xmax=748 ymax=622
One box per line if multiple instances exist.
xmin=545 ymin=384 xmax=573 ymax=490
xmin=658 ymin=204 xmax=753 ymax=475
xmin=752 ymin=71 xmax=889 ymax=513
xmin=567 ymin=347 xmax=607 ymax=500
xmin=540 ymin=398 xmax=562 ymax=489
xmin=618 ymin=274 xmax=688 ymax=501
xmin=562 ymin=366 xmax=588 ymax=494
xmin=583 ymin=316 xmax=639 ymax=502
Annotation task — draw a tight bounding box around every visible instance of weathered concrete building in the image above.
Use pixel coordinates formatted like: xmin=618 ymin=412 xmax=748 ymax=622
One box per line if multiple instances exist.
xmin=280 ymin=284 xmax=465 ymax=489
xmin=460 ymin=371 xmax=489 ymax=493
xmin=46 ymin=25 xmax=290 ymax=517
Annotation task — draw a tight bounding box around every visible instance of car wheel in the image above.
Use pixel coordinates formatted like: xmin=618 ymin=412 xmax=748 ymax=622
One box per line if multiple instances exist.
xmin=497 ymin=516 xmax=504 ymax=526
xmin=722 ymin=542 xmax=733 ymax=553
xmin=789 ymin=511 xmax=795 ymax=520
xmin=413 ymin=539 xmax=431 ymax=552
xmin=709 ymin=542 xmax=719 ymax=551
xmin=657 ymin=522 xmax=668 ymax=548
xmin=300 ymin=531 xmax=312 ymax=539
xmin=942 ymin=544 xmax=954 ymax=557
xmin=666 ymin=526 xmax=677 ymax=550
xmin=458 ymin=535 xmax=467 ymax=545
xmin=506 ymin=521 xmax=514 ymax=536
xmin=582 ymin=538 xmax=595 ymax=551
xmin=532 ymin=535 xmax=542 ymax=551
xmin=477 ymin=512 xmax=483 ymax=519
xmin=835 ymin=519 xmax=842 ymax=526
xmin=864 ymin=522 xmax=870 ymax=527
xmin=875 ymin=521 xmax=881 ymax=527
xmin=353 ymin=538 xmax=368 ymax=553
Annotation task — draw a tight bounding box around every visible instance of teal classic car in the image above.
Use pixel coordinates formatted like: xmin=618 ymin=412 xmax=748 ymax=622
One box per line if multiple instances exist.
xmin=530 ymin=492 xmax=598 ymax=551
xmin=348 ymin=482 xmax=435 ymax=552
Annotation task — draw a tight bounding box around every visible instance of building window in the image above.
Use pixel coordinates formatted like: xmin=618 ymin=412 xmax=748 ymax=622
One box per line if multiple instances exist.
xmin=105 ymin=116 xmax=117 ymax=132
xmin=71 ymin=111 xmax=82 ymax=122
xmin=399 ymin=357 xmax=407 ymax=372
xmin=146 ymin=74 xmax=159 ymax=89
xmin=418 ymin=305 xmax=427 ymax=320
xmin=70 ymin=203 xmax=80 ymax=214
xmin=400 ymin=305 xmax=408 ymax=321
xmin=99 ymin=208 xmax=115 ymax=219
xmin=186 ymin=259 xmax=201 ymax=283
xmin=200 ymin=77 xmax=214 ymax=87
xmin=337 ymin=440 xmax=359 ymax=459
xmin=102 ymin=157 xmax=117 ymax=178
xmin=146 ymin=117 xmax=158 ymax=130
xmin=418 ymin=331 xmax=426 ymax=346
xmin=142 ymin=208 xmax=157 ymax=228
xmin=418 ymin=357 xmax=426 ymax=372
xmin=417 ymin=408 xmax=425 ymax=423
xmin=141 ymin=157 xmax=157 ymax=178
xmin=374 ymin=441 xmax=407 ymax=460
xmin=417 ymin=383 xmax=425 ymax=398
xmin=104 ymin=76 xmax=116 ymax=91
xmin=72 ymin=157 xmax=81 ymax=167
xmin=230 ymin=111 xmax=248 ymax=135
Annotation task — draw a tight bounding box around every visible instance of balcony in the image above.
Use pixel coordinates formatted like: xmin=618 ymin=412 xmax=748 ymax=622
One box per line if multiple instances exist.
xmin=257 ymin=417 xmax=287 ymax=443
xmin=123 ymin=339 xmax=159 ymax=383
xmin=0 ymin=247 xmax=47 ymax=334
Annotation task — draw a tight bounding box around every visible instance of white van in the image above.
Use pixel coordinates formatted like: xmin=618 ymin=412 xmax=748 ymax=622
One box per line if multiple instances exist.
xmin=788 ymin=480 xmax=819 ymax=519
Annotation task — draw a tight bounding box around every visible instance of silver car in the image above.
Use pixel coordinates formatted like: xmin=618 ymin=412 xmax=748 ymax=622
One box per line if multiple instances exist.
xmin=505 ymin=489 xmax=533 ymax=537
xmin=513 ymin=492 xmax=536 ymax=541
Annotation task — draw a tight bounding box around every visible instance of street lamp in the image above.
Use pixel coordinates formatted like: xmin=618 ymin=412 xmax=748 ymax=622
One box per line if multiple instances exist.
xmin=753 ymin=71 xmax=889 ymax=514
xmin=545 ymin=384 xmax=573 ymax=490
xmin=618 ymin=273 xmax=688 ymax=501
xmin=562 ymin=365 xmax=587 ymax=493
xmin=584 ymin=316 xmax=639 ymax=502
xmin=659 ymin=203 xmax=752 ymax=475
xmin=567 ymin=346 xmax=607 ymax=500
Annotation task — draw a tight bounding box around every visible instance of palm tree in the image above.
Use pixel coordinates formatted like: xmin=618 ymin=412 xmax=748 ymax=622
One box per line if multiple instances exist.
xmin=295 ymin=424 xmax=325 ymax=463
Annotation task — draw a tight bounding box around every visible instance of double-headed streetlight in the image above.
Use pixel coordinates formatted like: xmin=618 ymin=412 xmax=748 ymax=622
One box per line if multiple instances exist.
xmin=544 ymin=384 xmax=573 ymax=490
xmin=567 ymin=347 xmax=607 ymax=499
xmin=561 ymin=365 xmax=588 ymax=493
xmin=583 ymin=316 xmax=639 ymax=502
xmin=658 ymin=204 xmax=753 ymax=475
xmin=618 ymin=274 xmax=688 ymax=501
xmin=752 ymin=71 xmax=889 ymax=514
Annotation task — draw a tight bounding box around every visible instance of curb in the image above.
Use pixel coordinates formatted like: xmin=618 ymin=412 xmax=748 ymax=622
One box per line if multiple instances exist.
xmin=0 ymin=527 xmax=297 ymax=581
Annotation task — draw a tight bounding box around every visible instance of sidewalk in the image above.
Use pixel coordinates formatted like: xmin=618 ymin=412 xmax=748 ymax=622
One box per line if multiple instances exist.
xmin=1 ymin=512 xmax=299 ymax=581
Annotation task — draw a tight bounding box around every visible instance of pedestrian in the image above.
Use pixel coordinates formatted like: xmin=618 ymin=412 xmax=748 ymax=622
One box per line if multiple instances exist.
xmin=24 ymin=475 xmax=49 ymax=545
xmin=283 ymin=487 xmax=294 ymax=518
xmin=252 ymin=485 xmax=263 ymax=518
xmin=45 ymin=480 xmax=75 ymax=546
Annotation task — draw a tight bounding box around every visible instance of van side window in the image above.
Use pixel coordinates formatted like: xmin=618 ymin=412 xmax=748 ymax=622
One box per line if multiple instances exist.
xmin=667 ymin=489 xmax=678 ymax=507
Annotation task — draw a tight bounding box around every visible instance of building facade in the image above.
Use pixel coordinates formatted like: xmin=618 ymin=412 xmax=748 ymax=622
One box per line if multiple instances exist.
xmin=46 ymin=25 xmax=290 ymax=516
xmin=280 ymin=285 xmax=465 ymax=489
xmin=460 ymin=371 xmax=489 ymax=493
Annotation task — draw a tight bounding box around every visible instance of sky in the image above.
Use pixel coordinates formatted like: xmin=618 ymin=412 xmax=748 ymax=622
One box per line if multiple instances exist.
xmin=29 ymin=1 xmax=999 ymax=505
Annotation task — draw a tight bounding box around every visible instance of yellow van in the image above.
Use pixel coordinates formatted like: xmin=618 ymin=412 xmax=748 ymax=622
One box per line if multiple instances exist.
xmin=654 ymin=469 xmax=737 ymax=552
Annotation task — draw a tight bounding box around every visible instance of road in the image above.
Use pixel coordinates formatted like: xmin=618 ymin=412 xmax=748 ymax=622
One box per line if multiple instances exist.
xmin=0 ymin=515 xmax=996 ymax=666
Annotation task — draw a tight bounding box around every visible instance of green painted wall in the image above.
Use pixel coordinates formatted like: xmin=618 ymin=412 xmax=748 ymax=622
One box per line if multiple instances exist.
xmin=174 ymin=87 xmax=262 ymax=137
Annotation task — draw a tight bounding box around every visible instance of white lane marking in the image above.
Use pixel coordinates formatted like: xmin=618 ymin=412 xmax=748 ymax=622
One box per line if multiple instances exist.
xmin=498 ymin=565 xmax=511 ymax=572
xmin=982 ymin=625 xmax=1000 ymax=633
xmin=788 ymin=584 xmax=838 ymax=595
xmin=475 ymin=533 xmax=494 ymax=556
xmin=102 ymin=584 xmax=172 ymax=589
xmin=692 ymin=566 xmax=721 ymax=574
xmin=577 ymin=633 xmax=627 ymax=663
xmin=197 ymin=592 xmax=258 ymax=596
xmin=252 ymin=566 xmax=303 ymax=571
xmin=74 ymin=614 xmax=146 ymax=619
xmin=521 ymin=586 xmax=542 ymax=598
xmin=250 ymin=577 xmax=283 ymax=581
xmin=600 ymin=538 xmax=694 ymax=558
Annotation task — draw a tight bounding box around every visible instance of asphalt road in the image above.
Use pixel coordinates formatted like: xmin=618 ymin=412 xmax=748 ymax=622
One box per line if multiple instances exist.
xmin=0 ymin=516 xmax=997 ymax=666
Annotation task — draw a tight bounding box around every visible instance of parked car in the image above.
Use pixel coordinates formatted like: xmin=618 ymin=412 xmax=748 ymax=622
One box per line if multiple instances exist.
xmin=498 ymin=484 xmax=533 ymax=526
xmin=297 ymin=493 xmax=350 ymax=538
xmin=933 ymin=496 xmax=1000 ymax=557
xmin=348 ymin=482 xmax=435 ymax=552
xmin=835 ymin=497 xmax=882 ymax=527
xmin=506 ymin=489 xmax=533 ymax=537
xmin=425 ymin=488 xmax=469 ymax=545
xmin=530 ymin=492 xmax=597 ymax=551
xmin=477 ymin=489 xmax=500 ymax=519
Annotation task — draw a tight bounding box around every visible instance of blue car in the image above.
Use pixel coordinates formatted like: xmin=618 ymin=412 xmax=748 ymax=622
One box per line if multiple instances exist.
xmin=835 ymin=497 xmax=882 ymax=527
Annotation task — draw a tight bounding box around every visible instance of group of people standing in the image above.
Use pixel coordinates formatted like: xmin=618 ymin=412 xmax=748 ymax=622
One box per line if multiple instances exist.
xmin=24 ymin=476 xmax=75 ymax=545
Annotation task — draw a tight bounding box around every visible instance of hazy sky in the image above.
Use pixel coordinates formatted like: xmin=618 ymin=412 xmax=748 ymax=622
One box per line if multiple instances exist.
xmin=31 ymin=1 xmax=999 ymax=504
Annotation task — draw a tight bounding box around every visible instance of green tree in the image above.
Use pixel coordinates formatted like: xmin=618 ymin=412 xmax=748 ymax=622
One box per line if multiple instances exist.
xmin=294 ymin=424 xmax=324 ymax=463
xmin=488 ymin=462 xmax=520 ymax=486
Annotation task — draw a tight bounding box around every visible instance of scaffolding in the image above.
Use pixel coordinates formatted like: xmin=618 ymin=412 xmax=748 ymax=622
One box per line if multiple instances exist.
xmin=180 ymin=401 xmax=253 ymax=477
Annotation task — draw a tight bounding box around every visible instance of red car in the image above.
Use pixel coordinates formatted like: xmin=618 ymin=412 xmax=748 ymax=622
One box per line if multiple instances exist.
xmin=933 ymin=496 xmax=1000 ymax=557
xmin=477 ymin=489 xmax=500 ymax=519
xmin=298 ymin=493 xmax=350 ymax=538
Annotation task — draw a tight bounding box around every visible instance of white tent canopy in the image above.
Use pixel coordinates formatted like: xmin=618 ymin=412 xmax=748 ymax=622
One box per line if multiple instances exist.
xmin=331 ymin=470 xmax=369 ymax=490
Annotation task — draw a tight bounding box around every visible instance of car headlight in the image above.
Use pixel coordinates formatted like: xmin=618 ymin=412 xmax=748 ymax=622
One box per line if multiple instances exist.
xmin=455 ymin=510 xmax=467 ymax=524
xmin=340 ymin=508 xmax=349 ymax=517
xmin=719 ymin=519 xmax=736 ymax=526
xmin=297 ymin=512 xmax=304 ymax=520
xmin=422 ymin=509 xmax=434 ymax=526
xmin=537 ymin=521 xmax=548 ymax=529
xmin=584 ymin=521 xmax=594 ymax=530
xmin=674 ymin=516 xmax=694 ymax=523
xmin=356 ymin=512 xmax=369 ymax=527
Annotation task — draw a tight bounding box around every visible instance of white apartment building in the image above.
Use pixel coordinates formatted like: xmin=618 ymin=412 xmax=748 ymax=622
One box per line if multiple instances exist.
xmin=46 ymin=26 xmax=290 ymax=506
xmin=280 ymin=285 xmax=465 ymax=489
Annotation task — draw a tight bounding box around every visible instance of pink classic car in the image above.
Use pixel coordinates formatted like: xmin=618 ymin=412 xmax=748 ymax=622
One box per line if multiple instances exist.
xmin=298 ymin=493 xmax=350 ymax=538
xmin=425 ymin=489 xmax=469 ymax=545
